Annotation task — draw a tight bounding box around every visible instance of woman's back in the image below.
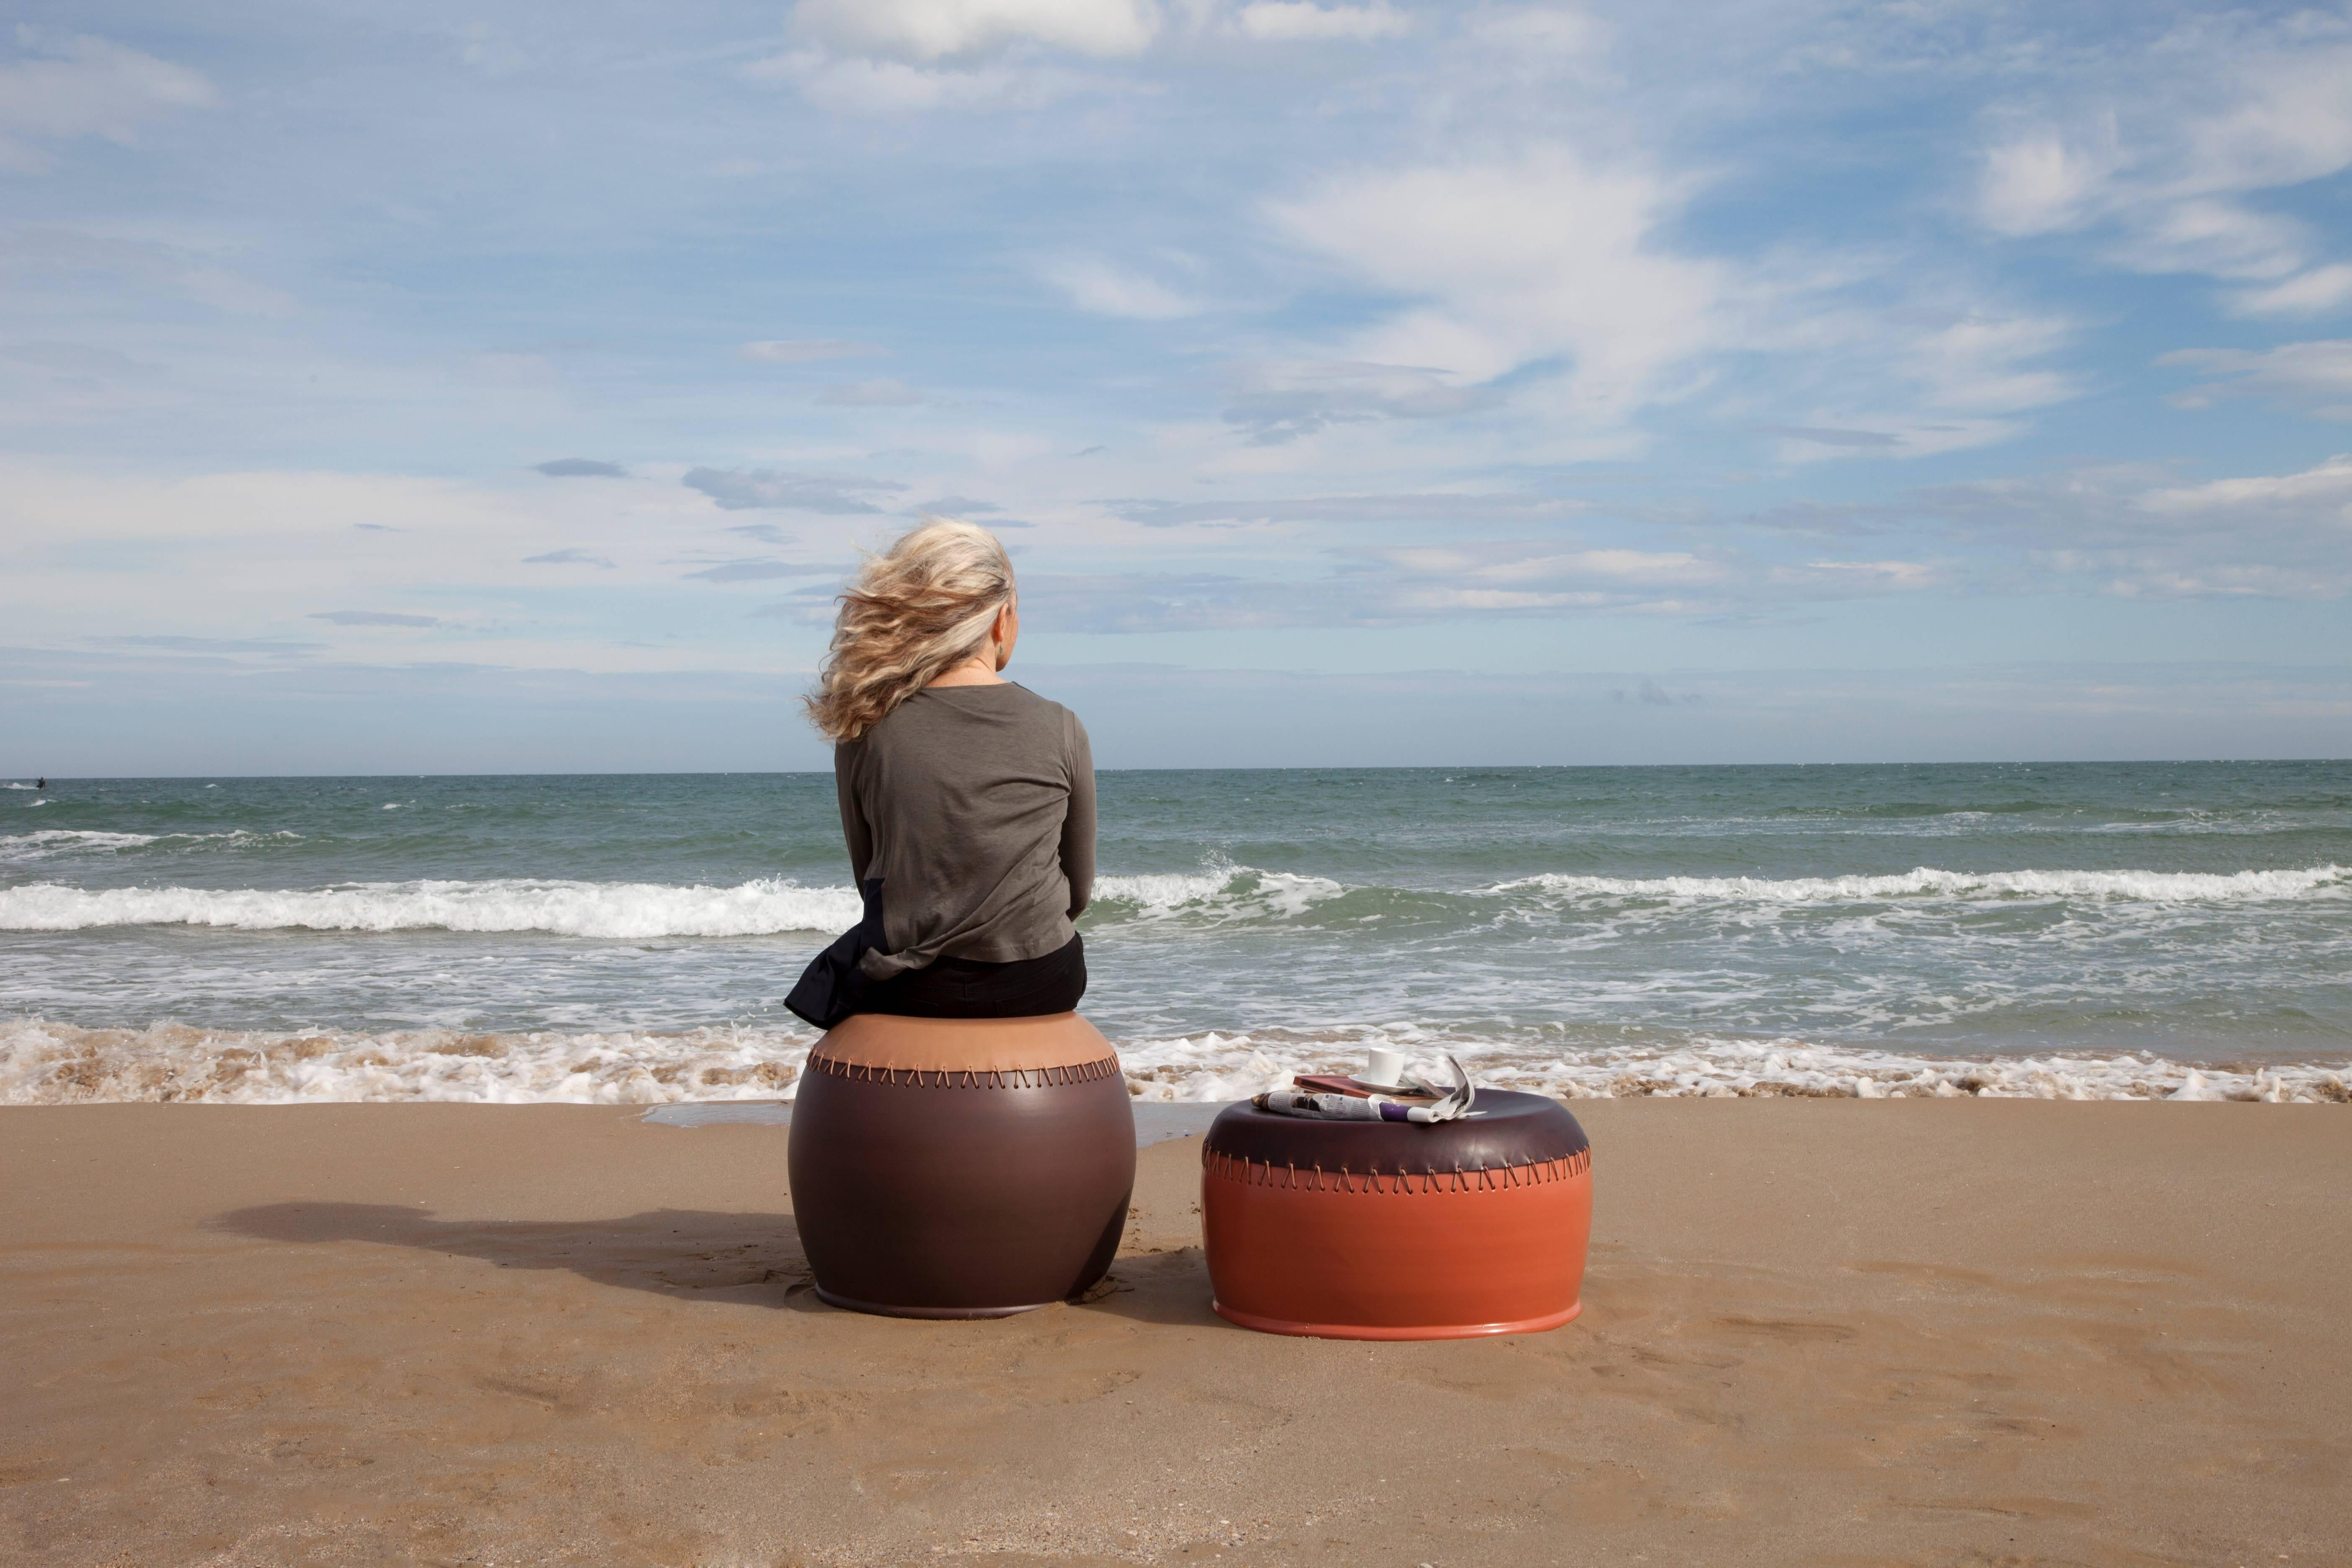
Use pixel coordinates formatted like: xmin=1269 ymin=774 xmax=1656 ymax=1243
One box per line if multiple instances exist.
xmin=837 ymin=681 xmax=1095 ymax=974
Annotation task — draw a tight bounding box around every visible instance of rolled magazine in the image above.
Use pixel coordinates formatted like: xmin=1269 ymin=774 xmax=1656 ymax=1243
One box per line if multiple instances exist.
xmin=1253 ymin=1053 xmax=1475 ymax=1124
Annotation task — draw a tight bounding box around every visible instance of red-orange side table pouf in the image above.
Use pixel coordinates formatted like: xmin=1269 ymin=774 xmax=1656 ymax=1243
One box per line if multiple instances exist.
xmin=1201 ymin=1089 xmax=1591 ymax=1340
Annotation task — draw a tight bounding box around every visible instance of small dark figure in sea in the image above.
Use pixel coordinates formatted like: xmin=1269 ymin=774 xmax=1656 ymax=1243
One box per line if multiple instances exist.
xmin=35 ymin=778 xmax=45 ymax=790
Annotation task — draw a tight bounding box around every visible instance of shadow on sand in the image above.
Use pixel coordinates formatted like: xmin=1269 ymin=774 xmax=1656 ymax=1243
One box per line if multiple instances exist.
xmin=216 ymin=1202 xmax=822 ymax=1305
xmin=216 ymin=1202 xmax=1227 ymax=1327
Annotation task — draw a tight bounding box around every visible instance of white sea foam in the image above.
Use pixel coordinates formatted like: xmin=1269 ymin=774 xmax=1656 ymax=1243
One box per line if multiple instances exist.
xmin=1 ymin=830 xmax=159 ymax=856
xmin=4 ymin=860 xmax=2340 ymax=937
xmin=1092 ymin=863 xmax=1347 ymax=923
xmin=0 ymin=877 xmax=863 ymax=936
xmin=0 ymin=864 xmax=1353 ymax=937
xmin=4 ymin=1016 xmax=2341 ymax=1106
xmin=1114 ymin=1028 xmax=2352 ymax=1105
xmin=0 ymin=829 xmax=297 ymax=862
xmin=0 ymin=1018 xmax=816 ymax=1105
xmin=1091 ymin=869 xmax=1238 ymax=910
xmin=1488 ymin=864 xmax=2350 ymax=905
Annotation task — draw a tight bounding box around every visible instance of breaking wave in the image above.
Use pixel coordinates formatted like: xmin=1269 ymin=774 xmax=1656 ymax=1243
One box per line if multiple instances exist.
xmin=1117 ymin=1028 xmax=2352 ymax=1105
xmin=3 ymin=1016 xmax=2342 ymax=1106
xmin=1091 ymin=865 xmax=1347 ymax=923
xmin=0 ymin=829 xmax=299 ymax=863
xmin=0 ymin=865 xmax=1347 ymax=936
xmin=0 ymin=1018 xmax=817 ymax=1104
xmin=0 ymin=877 xmax=864 ymax=937
xmin=1488 ymin=864 xmax=2350 ymax=905
xmin=2 ymin=861 xmax=2341 ymax=937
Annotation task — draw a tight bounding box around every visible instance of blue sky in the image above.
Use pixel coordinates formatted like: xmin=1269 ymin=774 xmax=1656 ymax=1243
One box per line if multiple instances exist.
xmin=3 ymin=0 xmax=2349 ymax=772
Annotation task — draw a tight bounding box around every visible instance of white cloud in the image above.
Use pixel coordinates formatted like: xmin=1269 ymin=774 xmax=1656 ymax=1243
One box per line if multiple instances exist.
xmin=0 ymin=226 xmax=296 ymax=320
xmin=2178 ymin=46 xmax=2352 ymax=196
xmin=1730 ymin=276 xmax=2084 ymax=466
xmin=740 ymin=339 xmax=887 ymax=363
xmin=2134 ymin=196 xmax=2308 ymax=282
xmin=1763 ymin=418 xmax=2022 ymax=466
xmin=1378 ymin=544 xmax=1717 ymax=585
xmin=1906 ymin=312 xmax=2079 ymax=415
xmin=1267 ymin=147 xmax=1722 ymax=428
xmin=816 ymin=378 xmax=925 ymax=405
xmin=789 ymin=0 xmax=1159 ymax=63
xmin=681 ymin=467 xmax=908 ymax=513
xmin=744 ymin=48 xmax=1107 ymax=113
xmin=1220 ymin=359 xmax=1493 ymax=443
xmin=2160 ymin=339 xmax=2352 ymax=420
xmin=9 ymin=472 xmax=697 ymax=665
xmin=2229 ymin=264 xmax=2352 ymax=320
xmin=2134 ymin=453 xmax=2352 ymax=526
xmin=1805 ymin=455 xmax=2352 ymax=601
xmin=0 ymin=339 xmax=126 ymax=371
xmin=0 ymin=463 xmax=872 ymax=698
xmin=1112 ymin=490 xmax=1588 ymax=526
xmin=453 ymin=21 xmax=532 ymax=77
xmin=311 ymin=610 xmax=440 ymax=627
xmin=1976 ymin=127 xmax=2122 ymax=237
xmin=1231 ymin=536 xmax=1947 ymax=622
xmin=1770 ymin=559 xmax=1938 ymax=591
xmin=1235 ymin=3 xmax=1411 ymax=43
xmin=0 ymin=33 xmax=215 ymax=171
xmin=1012 ymin=540 xmax=1763 ymax=628
xmin=0 ymin=223 xmax=303 ymax=329
xmin=1974 ymin=41 xmax=2352 ymax=303
xmin=1037 ymin=255 xmax=1204 ymax=318
xmin=1461 ymin=7 xmax=1605 ymax=57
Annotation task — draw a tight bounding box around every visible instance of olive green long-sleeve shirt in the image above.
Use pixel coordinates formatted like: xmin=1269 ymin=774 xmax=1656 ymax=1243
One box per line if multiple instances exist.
xmin=833 ymin=681 xmax=1096 ymax=979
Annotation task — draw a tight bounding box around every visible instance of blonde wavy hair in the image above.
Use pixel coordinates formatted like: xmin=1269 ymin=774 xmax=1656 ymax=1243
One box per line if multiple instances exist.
xmin=803 ymin=519 xmax=1017 ymax=743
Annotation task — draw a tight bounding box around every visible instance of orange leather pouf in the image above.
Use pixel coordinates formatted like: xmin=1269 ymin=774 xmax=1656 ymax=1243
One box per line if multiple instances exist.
xmin=1201 ymin=1089 xmax=1591 ymax=1340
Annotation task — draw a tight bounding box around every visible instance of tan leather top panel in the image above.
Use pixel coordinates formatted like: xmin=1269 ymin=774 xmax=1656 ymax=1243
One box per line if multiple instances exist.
xmin=811 ymin=1012 xmax=1116 ymax=1073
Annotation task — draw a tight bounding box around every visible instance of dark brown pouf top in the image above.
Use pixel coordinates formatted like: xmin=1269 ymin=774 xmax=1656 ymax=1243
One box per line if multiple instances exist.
xmin=1204 ymin=1088 xmax=1588 ymax=1179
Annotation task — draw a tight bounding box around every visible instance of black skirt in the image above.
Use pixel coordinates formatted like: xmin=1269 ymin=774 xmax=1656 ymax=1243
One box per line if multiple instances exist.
xmin=856 ymin=933 xmax=1087 ymax=1019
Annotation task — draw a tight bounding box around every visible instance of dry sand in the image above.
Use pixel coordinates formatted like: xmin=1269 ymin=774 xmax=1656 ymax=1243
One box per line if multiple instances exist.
xmin=2 ymin=1100 xmax=2345 ymax=1567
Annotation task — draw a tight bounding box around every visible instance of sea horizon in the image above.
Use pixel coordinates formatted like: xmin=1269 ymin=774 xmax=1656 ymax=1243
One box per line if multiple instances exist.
xmin=12 ymin=755 xmax=2352 ymax=779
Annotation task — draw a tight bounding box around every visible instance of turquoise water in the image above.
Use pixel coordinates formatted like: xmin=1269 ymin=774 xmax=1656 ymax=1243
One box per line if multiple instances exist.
xmin=3 ymin=762 xmax=2348 ymax=1102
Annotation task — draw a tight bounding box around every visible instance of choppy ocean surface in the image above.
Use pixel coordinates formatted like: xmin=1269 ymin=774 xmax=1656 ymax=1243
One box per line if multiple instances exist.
xmin=3 ymin=763 xmax=2348 ymax=1104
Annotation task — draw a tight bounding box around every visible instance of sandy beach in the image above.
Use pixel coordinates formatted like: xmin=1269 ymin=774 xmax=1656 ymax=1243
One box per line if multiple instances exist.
xmin=3 ymin=1099 xmax=2344 ymax=1567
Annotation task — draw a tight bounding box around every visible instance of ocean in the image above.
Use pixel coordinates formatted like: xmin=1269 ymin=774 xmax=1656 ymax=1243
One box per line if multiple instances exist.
xmin=3 ymin=761 xmax=2347 ymax=1104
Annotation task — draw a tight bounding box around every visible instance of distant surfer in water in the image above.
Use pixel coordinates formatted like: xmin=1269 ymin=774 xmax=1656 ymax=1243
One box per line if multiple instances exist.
xmin=787 ymin=519 xmax=1094 ymax=1027
xmin=35 ymin=778 xmax=45 ymax=790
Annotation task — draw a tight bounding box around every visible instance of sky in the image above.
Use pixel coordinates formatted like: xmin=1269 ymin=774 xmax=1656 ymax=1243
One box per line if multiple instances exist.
xmin=2 ymin=0 xmax=2349 ymax=773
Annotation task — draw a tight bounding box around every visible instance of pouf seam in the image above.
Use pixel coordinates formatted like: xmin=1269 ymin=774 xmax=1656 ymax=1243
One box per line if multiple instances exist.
xmin=1202 ymin=1146 xmax=1592 ymax=1193
xmin=805 ymin=1052 xmax=1123 ymax=1089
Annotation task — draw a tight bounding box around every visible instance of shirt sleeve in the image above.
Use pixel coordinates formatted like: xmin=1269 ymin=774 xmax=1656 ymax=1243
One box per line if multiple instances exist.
xmin=1060 ymin=710 xmax=1096 ymax=919
xmin=834 ymin=743 xmax=874 ymax=882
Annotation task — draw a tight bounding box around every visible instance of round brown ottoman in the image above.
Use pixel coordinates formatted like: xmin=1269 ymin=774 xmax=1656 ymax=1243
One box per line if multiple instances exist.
xmin=1201 ymin=1089 xmax=1591 ymax=1339
xmin=787 ymin=1012 xmax=1135 ymax=1319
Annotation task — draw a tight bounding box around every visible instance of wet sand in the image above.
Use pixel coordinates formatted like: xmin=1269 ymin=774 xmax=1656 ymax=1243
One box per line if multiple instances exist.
xmin=2 ymin=1100 xmax=2344 ymax=1567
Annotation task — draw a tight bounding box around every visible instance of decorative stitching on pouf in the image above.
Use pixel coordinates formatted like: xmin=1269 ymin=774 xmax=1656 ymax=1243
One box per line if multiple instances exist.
xmin=1201 ymin=1146 xmax=1592 ymax=1194
xmin=806 ymin=1053 xmax=1124 ymax=1089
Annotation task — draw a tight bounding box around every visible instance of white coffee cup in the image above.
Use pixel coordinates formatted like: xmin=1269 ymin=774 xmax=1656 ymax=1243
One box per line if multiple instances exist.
xmin=1363 ymin=1047 xmax=1406 ymax=1088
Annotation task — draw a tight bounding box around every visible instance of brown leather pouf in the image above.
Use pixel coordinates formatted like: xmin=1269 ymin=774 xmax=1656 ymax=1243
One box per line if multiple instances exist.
xmin=1202 ymin=1089 xmax=1592 ymax=1340
xmin=787 ymin=1012 xmax=1136 ymax=1319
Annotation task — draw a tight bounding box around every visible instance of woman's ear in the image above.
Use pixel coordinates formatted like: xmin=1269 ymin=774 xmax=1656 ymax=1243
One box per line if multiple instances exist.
xmin=994 ymin=598 xmax=1019 ymax=668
